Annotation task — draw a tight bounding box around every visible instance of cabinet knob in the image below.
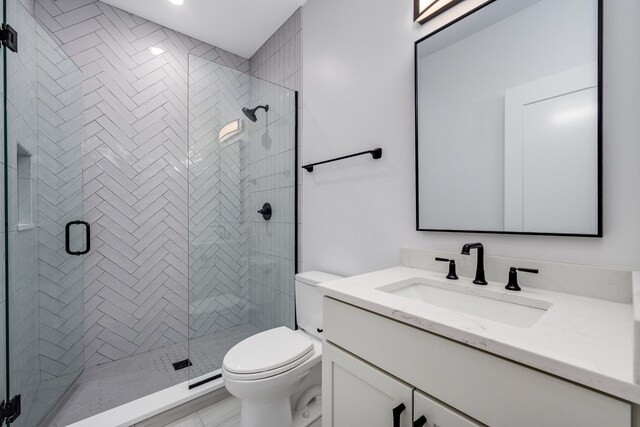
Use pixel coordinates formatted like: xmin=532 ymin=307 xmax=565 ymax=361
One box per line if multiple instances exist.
xmin=392 ymin=403 xmax=406 ymax=427
xmin=413 ymin=415 xmax=427 ymax=427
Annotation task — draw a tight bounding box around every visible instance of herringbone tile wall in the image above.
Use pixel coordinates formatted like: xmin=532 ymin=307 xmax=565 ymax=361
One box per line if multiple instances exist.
xmin=188 ymin=56 xmax=251 ymax=341
xmin=35 ymin=0 xmax=250 ymax=367
xmin=36 ymin=17 xmax=85 ymax=393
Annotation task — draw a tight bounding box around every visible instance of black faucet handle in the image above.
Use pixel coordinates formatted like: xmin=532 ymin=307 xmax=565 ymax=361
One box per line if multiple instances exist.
xmin=506 ymin=267 xmax=539 ymax=291
xmin=435 ymin=257 xmax=458 ymax=280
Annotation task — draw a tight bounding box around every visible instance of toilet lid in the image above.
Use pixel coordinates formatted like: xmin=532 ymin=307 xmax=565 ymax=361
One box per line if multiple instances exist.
xmin=223 ymin=327 xmax=314 ymax=375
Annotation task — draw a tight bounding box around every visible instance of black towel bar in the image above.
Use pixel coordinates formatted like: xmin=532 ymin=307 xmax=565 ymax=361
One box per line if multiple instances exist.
xmin=301 ymin=148 xmax=382 ymax=173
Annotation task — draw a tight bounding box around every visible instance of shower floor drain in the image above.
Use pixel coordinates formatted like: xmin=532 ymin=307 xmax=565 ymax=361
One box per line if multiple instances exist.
xmin=172 ymin=359 xmax=193 ymax=371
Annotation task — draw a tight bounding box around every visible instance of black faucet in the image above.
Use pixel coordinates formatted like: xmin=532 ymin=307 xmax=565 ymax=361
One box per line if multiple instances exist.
xmin=461 ymin=243 xmax=487 ymax=285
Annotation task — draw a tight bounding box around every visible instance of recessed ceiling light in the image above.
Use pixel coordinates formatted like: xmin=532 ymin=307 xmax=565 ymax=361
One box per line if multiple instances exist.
xmin=168 ymin=0 xmax=183 ymax=5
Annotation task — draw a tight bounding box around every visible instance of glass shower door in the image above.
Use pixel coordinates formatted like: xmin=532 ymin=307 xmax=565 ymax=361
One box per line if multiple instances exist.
xmin=187 ymin=55 xmax=298 ymax=385
xmin=3 ymin=0 xmax=85 ymax=424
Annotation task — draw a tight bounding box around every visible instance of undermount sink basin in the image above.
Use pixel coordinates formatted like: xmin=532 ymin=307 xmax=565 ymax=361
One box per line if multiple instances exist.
xmin=378 ymin=278 xmax=552 ymax=328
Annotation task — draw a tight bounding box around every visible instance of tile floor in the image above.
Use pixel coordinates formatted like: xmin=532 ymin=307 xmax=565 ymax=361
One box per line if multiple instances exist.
xmin=164 ymin=397 xmax=241 ymax=427
xmin=46 ymin=324 xmax=259 ymax=427
xmin=162 ymin=395 xmax=323 ymax=427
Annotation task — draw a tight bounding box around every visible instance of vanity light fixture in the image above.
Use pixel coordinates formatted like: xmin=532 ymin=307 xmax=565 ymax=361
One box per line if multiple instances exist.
xmin=414 ymin=0 xmax=465 ymax=24
xmin=219 ymin=119 xmax=242 ymax=143
xmin=168 ymin=0 xmax=184 ymax=5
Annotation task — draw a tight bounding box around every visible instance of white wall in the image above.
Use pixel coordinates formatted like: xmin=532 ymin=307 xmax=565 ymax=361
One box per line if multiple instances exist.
xmin=302 ymin=0 xmax=640 ymax=276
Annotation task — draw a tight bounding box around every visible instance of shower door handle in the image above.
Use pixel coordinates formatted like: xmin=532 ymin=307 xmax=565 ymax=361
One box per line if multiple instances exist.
xmin=66 ymin=220 xmax=90 ymax=256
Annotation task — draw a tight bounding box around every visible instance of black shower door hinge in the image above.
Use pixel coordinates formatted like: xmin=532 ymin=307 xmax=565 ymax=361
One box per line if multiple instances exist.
xmin=0 ymin=394 xmax=21 ymax=425
xmin=0 ymin=23 xmax=18 ymax=53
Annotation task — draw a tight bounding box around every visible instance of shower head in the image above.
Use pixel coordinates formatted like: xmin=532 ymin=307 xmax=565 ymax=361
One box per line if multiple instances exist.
xmin=242 ymin=105 xmax=269 ymax=122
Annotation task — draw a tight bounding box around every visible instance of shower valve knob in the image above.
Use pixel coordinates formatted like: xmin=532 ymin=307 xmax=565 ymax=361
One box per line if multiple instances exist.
xmin=258 ymin=203 xmax=272 ymax=220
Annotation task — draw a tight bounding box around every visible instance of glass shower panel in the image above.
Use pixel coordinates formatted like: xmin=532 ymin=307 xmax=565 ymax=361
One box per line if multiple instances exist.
xmin=3 ymin=0 xmax=85 ymax=424
xmin=188 ymin=55 xmax=297 ymax=385
xmin=246 ymin=71 xmax=297 ymax=335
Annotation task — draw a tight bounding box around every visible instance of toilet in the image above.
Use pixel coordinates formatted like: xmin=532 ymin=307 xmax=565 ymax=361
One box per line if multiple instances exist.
xmin=222 ymin=271 xmax=343 ymax=427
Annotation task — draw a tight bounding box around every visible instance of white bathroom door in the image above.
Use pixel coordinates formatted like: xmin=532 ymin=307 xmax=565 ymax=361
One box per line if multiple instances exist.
xmin=504 ymin=64 xmax=598 ymax=234
xmin=322 ymin=342 xmax=414 ymax=427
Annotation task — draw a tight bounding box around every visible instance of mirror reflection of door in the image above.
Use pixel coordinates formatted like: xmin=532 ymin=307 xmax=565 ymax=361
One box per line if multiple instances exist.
xmin=504 ymin=64 xmax=598 ymax=234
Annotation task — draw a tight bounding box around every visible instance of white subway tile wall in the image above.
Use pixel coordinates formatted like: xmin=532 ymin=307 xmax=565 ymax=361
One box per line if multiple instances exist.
xmin=35 ymin=0 xmax=250 ymax=367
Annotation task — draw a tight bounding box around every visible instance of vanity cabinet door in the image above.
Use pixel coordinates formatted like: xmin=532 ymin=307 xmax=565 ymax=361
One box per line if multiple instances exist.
xmin=413 ymin=390 xmax=483 ymax=427
xmin=322 ymin=342 xmax=414 ymax=427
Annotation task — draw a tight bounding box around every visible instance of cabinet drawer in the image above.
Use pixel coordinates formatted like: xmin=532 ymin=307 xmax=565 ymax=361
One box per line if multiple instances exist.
xmin=324 ymin=297 xmax=631 ymax=427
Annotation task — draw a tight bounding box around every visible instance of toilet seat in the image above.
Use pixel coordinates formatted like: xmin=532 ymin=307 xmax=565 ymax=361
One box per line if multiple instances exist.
xmin=223 ymin=327 xmax=315 ymax=381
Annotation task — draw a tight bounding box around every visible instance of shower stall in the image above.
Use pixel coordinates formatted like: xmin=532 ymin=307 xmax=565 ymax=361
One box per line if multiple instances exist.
xmin=0 ymin=0 xmax=298 ymax=424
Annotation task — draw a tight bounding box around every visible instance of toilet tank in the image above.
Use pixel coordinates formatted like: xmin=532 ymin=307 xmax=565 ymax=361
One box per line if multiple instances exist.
xmin=295 ymin=271 xmax=344 ymax=340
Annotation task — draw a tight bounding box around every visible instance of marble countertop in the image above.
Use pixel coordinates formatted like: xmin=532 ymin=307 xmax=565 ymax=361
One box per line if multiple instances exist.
xmin=317 ymin=266 xmax=640 ymax=404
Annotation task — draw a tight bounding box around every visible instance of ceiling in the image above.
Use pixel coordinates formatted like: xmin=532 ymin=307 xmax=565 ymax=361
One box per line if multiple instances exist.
xmin=99 ymin=0 xmax=306 ymax=58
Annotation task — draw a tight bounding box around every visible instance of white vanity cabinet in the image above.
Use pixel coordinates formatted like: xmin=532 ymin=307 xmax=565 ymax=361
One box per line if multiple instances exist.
xmin=322 ymin=342 xmax=414 ymax=427
xmin=322 ymin=297 xmax=634 ymax=427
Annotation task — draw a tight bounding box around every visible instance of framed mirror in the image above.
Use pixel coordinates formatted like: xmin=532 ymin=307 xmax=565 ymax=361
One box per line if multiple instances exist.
xmin=415 ymin=0 xmax=602 ymax=237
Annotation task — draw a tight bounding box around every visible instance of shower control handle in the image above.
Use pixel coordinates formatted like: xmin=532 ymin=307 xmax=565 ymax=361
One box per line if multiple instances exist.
xmin=258 ymin=203 xmax=272 ymax=220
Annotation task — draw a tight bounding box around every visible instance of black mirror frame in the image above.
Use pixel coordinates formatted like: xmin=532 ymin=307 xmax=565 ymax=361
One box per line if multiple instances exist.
xmin=414 ymin=0 xmax=603 ymax=238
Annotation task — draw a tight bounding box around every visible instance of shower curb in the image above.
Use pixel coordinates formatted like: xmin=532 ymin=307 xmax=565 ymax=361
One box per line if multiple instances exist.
xmin=66 ymin=373 xmax=225 ymax=427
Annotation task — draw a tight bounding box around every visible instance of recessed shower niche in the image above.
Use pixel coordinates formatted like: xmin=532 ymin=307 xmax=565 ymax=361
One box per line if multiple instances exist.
xmin=17 ymin=144 xmax=34 ymax=230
